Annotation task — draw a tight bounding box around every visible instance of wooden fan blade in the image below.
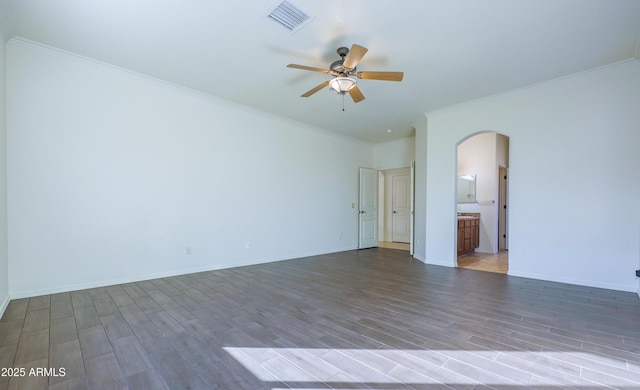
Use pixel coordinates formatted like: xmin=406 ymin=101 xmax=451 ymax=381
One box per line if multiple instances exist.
xmin=343 ymin=44 xmax=368 ymax=69
xmin=357 ymin=71 xmax=404 ymax=81
xmin=348 ymin=85 xmax=365 ymax=103
xmin=287 ymin=64 xmax=329 ymax=74
xmin=301 ymin=80 xmax=331 ymax=97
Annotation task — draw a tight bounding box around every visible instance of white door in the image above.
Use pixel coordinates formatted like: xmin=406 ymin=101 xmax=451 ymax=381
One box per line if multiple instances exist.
xmin=409 ymin=161 xmax=415 ymax=255
xmin=359 ymin=168 xmax=378 ymax=249
xmin=392 ymin=173 xmax=410 ymax=243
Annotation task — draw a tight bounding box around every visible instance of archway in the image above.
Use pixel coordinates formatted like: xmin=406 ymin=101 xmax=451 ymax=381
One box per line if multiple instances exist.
xmin=455 ymin=132 xmax=509 ymax=273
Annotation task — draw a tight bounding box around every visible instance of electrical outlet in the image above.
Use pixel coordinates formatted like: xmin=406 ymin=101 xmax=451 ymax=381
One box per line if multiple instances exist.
xmin=186 ymin=246 xmax=192 ymax=255
xmin=245 ymin=242 xmax=251 ymax=249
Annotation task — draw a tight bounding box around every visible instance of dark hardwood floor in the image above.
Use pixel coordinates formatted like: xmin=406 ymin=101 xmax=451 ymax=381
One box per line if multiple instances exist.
xmin=2 ymin=248 xmax=640 ymax=389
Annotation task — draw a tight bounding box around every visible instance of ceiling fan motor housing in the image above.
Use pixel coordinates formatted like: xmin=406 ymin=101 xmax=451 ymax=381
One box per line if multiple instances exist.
xmin=331 ymin=47 xmax=355 ymax=76
xmin=330 ymin=61 xmax=354 ymax=76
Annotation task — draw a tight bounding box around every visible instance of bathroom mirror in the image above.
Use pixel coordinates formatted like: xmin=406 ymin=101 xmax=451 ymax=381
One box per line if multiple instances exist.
xmin=457 ymin=175 xmax=476 ymax=203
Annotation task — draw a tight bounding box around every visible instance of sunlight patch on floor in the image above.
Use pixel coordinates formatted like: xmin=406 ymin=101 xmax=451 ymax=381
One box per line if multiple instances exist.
xmin=224 ymin=347 xmax=632 ymax=388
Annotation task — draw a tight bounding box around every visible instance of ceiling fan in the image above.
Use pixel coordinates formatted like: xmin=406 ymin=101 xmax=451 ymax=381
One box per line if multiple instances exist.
xmin=287 ymin=44 xmax=403 ymax=104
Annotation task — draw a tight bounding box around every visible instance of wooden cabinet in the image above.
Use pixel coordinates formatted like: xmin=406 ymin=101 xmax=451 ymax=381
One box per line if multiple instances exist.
xmin=457 ymin=217 xmax=479 ymax=257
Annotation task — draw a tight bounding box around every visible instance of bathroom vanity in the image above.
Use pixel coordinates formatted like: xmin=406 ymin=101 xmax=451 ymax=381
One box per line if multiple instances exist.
xmin=457 ymin=213 xmax=480 ymax=257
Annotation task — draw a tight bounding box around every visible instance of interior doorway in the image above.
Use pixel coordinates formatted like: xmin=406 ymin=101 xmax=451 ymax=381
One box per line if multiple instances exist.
xmin=376 ymin=166 xmax=413 ymax=252
xmin=455 ymin=132 xmax=509 ymax=273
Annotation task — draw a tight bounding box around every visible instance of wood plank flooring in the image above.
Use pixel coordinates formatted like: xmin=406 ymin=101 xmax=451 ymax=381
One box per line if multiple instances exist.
xmin=379 ymin=242 xmax=508 ymax=275
xmin=457 ymin=251 xmax=509 ymax=274
xmin=2 ymin=248 xmax=640 ymax=389
xmin=378 ymin=241 xmax=410 ymax=251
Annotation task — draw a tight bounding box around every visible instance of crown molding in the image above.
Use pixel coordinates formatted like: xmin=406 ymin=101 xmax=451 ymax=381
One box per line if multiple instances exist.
xmin=7 ymin=37 xmax=372 ymax=146
xmin=426 ymin=58 xmax=639 ymax=118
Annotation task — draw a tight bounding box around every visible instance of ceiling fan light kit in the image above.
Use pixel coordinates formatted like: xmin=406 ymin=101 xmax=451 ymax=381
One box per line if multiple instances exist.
xmin=329 ymin=77 xmax=357 ymax=94
xmin=287 ymin=44 xmax=404 ymax=107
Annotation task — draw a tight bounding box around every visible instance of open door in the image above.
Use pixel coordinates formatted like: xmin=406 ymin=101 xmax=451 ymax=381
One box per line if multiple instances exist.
xmin=358 ymin=168 xmax=378 ymax=249
xmin=410 ymin=161 xmax=415 ymax=256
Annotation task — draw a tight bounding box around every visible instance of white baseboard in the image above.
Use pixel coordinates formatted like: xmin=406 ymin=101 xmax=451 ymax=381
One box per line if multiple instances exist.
xmin=409 ymin=253 xmax=457 ymax=268
xmin=9 ymin=246 xmax=359 ymax=299
xmin=508 ymin=270 xmax=637 ymax=294
xmin=0 ymin=294 xmax=10 ymax=320
xmin=412 ymin=253 xmax=426 ymax=263
xmin=8 ymin=259 xmax=279 ymax=299
xmin=422 ymin=258 xmax=456 ymax=268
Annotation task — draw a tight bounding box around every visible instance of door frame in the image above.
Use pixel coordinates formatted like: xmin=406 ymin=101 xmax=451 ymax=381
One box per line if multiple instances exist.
xmin=410 ymin=161 xmax=415 ymax=255
xmin=498 ymin=166 xmax=508 ymax=250
xmin=358 ymin=167 xmax=379 ymax=249
xmin=361 ymin=163 xmax=415 ymax=254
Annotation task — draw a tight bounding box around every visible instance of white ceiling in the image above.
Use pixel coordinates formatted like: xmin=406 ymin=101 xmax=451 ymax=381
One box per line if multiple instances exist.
xmin=1 ymin=0 xmax=639 ymax=143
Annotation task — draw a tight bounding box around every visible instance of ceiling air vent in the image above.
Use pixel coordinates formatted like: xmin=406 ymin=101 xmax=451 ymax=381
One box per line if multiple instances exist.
xmin=266 ymin=0 xmax=313 ymax=33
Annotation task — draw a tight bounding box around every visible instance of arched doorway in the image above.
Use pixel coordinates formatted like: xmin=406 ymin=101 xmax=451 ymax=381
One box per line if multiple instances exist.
xmin=455 ymin=132 xmax=509 ymax=273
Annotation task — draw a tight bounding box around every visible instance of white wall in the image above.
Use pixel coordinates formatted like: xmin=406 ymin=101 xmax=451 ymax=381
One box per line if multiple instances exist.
xmin=413 ymin=117 xmax=427 ymax=261
xmin=377 ymin=172 xmax=385 ymax=240
xmin=423 ymin=60 xmax=640 ymax=292
xmin=373 ymin=136 xmax=415 ymax=169
xmin=0 ymin=30 xmax=9 ymax=315
xmin=6 ymin=39 xmax=373 ymax=298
